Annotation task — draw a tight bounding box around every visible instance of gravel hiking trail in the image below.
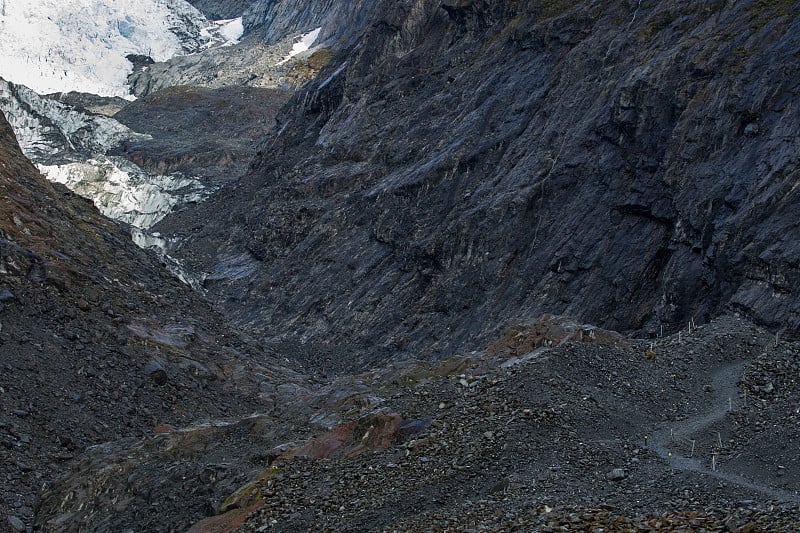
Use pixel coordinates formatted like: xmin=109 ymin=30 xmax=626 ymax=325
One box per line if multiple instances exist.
xmin=648 ymin=360 xmax=800 ymax=502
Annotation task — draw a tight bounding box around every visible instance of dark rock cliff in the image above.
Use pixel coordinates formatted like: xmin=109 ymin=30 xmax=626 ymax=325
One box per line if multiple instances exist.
xmin=186 ymin=0 xmax=258 ymax=20
xmin=243 ymin=0 xmax=398 ymax=48
xmin=159 ymin=0 xmax=800 ymax=370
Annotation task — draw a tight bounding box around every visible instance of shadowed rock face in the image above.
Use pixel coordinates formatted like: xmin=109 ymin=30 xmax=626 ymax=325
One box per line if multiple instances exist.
xmin=244 ymin=0 xmax=386 ymax=46
xmin=186 ymin=0 xmax=258 ymax=20
xmin=158 ymin=0 xmax=800 ymax=371
xmin=112 ymin=85 xmax=291 ymax=181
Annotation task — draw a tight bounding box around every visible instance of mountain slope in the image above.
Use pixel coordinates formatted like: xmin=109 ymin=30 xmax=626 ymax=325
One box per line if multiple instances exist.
xmin=158 ymin=0 xmax=800 ymax=370
xmin=0 ymin=110 xmax=297 ymax=529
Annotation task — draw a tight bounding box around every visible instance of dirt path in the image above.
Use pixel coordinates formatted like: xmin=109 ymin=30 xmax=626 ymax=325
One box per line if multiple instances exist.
xmin=648 ymin=361 xmax=800 ymax=502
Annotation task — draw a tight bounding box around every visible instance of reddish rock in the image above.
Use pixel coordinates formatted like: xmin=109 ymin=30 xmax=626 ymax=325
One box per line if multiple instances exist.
xmin=153 ymin=424 xmax=174 ymax=434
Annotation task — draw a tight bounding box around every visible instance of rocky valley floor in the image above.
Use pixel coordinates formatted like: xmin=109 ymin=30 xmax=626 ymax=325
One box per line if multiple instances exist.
xmin=29 ymin=315 xmax=800 ymax=532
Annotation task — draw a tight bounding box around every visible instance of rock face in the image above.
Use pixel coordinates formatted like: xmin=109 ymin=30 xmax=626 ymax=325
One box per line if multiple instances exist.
xmin=243 ymin=0 xmax=385 ymax=46
xmin=158 ymin=0 xmax=800 ymax=369
xmin=112 ymin=84 xmax=291 ymax=181
xmin=0 ymin=110 xmax=297 ymax=528
xmin=126 ymin=33 xmax=293 ymax=98
xmin=186 ymin=0 xmax=259 ymax=20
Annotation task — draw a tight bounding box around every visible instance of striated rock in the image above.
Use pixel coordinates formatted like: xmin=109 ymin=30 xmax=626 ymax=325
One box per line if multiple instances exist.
xmin=158 ymin=0 xmax=800 ymax=369
xmin=240 ymin=0 xmax=381 ymax=46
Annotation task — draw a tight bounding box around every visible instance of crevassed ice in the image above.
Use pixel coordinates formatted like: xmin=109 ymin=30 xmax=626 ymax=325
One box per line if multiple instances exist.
xmin=0 ymin=0 xmax=237 ymax=98
xmin=216 ymin=17 xmax=245 ymax=43
xmin=0 ymin=78 xmax=145 ymax=160
xmin=38 ymin=156 xmax=210 ymax=230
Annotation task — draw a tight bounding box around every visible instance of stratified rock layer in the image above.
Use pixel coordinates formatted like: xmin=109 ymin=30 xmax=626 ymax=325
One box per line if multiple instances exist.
xmin=159 ymin=0 xmax=800 ymax=369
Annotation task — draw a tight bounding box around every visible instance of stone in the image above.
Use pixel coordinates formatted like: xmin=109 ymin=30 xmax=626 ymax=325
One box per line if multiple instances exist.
xmin=144 ymin=360 xmax=168 ymax=386
xmin=606 ymin=468 xmax=626 ymax=481
xmin=743 ymin=123 xmax=760 ymax=137
xmin=0 ymin=288 xmax=15 ymax=302
xmin=758 ymin=383 xmax=774 ymax=394
xmin=7 ymin=515 xmax=25 ymax=532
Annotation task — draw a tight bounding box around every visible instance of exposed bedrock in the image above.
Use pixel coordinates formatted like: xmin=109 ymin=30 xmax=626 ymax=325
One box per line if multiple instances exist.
xmin=159 ymin=0 xmax=800 ymax=369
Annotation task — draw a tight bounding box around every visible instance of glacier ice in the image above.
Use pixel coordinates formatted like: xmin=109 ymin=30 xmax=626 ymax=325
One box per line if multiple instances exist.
xmin=38 ymin=156 xmax=209 ymax=230
xmin=1 ymin=77 xmax=211 ymax=236
xmin=0 ymin=0 xmax=241 ymax=98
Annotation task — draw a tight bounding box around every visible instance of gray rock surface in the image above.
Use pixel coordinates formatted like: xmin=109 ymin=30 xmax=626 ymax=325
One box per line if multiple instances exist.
xmin=112 ymin=84 xmax=290 ymax=181
xmin=34 ymin=316 xmax=800 ymax=531
xmin=606 ymin=468 xmax=626 ymax=481
xmin=158 ymin=0 xmax=800 ymax=371
xmin=127 ymin=34 xmax=292 ymax=98
xmin=244 ymin=0 xmax=385 ymax=46
xmin=186 ymin=0 xmax=259 ymax=20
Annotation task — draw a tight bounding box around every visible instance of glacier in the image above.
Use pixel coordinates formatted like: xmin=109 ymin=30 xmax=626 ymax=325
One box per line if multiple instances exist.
xmin=0 ymin=0 xmax=239 ymax=99
xmin=1 ymin=76 xmax=210 ymax=231
xmin=0 ymin=0 xmax=270 ymax=285
xmin=39 ymin=156 xmax=209 ymax=230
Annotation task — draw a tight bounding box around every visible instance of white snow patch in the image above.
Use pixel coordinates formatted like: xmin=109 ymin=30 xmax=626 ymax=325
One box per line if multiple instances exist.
xmin=0 ymin=0 xmax=215 ymax=98
xmin=278 ymin=27 xmax=322 ymax=65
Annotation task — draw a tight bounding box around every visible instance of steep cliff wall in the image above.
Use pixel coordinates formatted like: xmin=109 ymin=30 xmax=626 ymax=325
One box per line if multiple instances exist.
xmin=244 ymin=0 xmax=385 ymax=45
xmin=160 ymin=0 xmax=800 ymax=368
xmin=187 ymin=0 xmax=258 ymax=20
